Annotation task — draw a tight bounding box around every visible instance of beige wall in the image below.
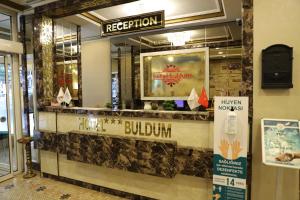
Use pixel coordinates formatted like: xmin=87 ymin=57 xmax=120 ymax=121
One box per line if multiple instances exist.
xmin=253 ymin=0 xmax=300 ymax=199
xmin=81 ymin=39 xmax=111 ymax=107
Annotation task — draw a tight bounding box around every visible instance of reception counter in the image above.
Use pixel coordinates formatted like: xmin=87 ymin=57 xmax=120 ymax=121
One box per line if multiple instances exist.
xmin=37 ymin=106 xmax=215 ymax=199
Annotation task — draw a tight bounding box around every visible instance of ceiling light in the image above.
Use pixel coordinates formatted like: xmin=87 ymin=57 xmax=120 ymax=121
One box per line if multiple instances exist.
xmin=218 ymin=51 xmax=223 ymax=54
xmin=123 ymin=0 xmax=175 ymax=17
xmin=167 ymin=31 xmax=191 ymax=46
xmin=168 ymin=56 xmax=174 ymax=62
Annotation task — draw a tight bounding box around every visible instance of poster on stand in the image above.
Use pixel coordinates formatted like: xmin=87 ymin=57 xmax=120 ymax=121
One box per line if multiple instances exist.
xmin=261 ymin=118 xmax=300 ymax=169
xmin=213 ymin=97 xmax=248 ymax=200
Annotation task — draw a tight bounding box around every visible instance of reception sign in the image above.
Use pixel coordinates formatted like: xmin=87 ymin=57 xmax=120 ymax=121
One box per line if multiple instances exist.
xmin=101 ymin=11 xmax=164 ymax=36
xmin=140 ymin=48 xmax=209 ymax=100
xmin=213 ymin=97 xmax=248 ymax=200
xmin=261 ymin=118 xmax=300 ymax=169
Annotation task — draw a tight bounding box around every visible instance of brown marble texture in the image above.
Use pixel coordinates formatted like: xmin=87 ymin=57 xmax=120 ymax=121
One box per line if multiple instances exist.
xmin=35 ymin=0 xmax=139 ymax=18
xmin=137 ymin=141 xmax=176 ymax=178
xmin=33 ymin=15 xmax=46 ymax=107
xmin=37 ymin=131 xmax=67 ymax=154
xmin=77 ymin=25 xmax=83 ymax=106
xmin=242 ymin=0 xmax=253 ymax=114
xmin=37 ymin=131 xmax=58 ymax=153
xmin=38 ymin=106 xmax=213 ymax=121
xmin=67 ymin=132 xmax=177 ymax=178
xmin=175 ymin=148 xmax=213 ymax=179
xmin=37 ymin=131 xmax=252 ymax=181
xmin=37 ymin=131 xmax=213 ymax=179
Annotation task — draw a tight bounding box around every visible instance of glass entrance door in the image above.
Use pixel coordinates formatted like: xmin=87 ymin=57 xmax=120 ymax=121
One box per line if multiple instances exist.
xmin=0 ymin=54 xmax=14 ymax=181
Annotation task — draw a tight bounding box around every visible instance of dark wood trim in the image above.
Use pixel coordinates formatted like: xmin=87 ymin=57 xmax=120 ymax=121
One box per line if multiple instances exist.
xmin=80 ymin=12 xmax=103 ymax=24
xmin=77 ymin=25 xmax=83 ymax=106
xmin=35 ymin=0 xmax=139 ymax=18
xmin=0 ymin=1 xmax=30 ymax=11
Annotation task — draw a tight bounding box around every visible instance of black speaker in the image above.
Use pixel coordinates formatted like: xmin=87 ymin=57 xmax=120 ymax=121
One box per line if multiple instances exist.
xmin=262 ymin=44 xmax=293 ymax=89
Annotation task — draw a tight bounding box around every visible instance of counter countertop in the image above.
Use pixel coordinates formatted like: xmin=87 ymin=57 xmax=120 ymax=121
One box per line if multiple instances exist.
xmin=38 ymin=106 xmax=214 ymax=121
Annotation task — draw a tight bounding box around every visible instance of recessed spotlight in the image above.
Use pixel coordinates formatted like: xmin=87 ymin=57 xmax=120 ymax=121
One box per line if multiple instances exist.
xmin=168 ymin=56 xmax=174 ymax=62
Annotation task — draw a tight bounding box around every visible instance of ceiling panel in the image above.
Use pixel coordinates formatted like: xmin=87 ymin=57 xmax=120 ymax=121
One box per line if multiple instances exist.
xmin=93 ymin=0 xmax=221 ymax=20
xmin=144 ymin=26 xmax=229 ymax=44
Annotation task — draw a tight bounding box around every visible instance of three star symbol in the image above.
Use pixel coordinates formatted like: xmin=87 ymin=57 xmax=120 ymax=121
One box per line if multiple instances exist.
xmin=104 ymin=118 xmax=122 ymax=125
xmin=111 ymin=118 xmax=116 ymax=124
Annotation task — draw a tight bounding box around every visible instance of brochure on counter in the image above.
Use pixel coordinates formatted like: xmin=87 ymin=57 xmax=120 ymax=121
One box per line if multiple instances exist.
xmin=261 ymin=118 xmax=300 ymax=169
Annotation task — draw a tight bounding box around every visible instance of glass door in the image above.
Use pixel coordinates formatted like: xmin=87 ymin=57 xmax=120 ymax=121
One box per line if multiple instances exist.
xmin=0 ymin=54 xmax=14 ymax=182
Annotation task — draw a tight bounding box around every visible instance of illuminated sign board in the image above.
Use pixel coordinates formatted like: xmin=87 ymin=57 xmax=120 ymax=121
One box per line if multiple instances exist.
xmin=101 ymin=11 xmax=164 ymax=36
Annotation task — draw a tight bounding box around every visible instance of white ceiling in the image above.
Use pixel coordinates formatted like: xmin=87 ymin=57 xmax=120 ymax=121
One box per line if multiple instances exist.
xmin=62 ymin=0 xmax=242 ymax=41
xmin=92 ymin=0 xmax=241 ymax=24
xmin=93 ymin=0 xmax=221 ymax=20
xmin=143 ymin=26 xmax=230 ymax=45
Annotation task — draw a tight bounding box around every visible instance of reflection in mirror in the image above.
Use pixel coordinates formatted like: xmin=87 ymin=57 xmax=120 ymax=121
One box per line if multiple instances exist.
xmin=54 ymin=19 xmax=80 ymax=105
xmin=111 ymin=21 xmax=242 ymax=110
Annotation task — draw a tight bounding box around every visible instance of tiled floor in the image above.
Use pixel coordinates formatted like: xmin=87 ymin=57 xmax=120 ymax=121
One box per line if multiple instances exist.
xmin=0 ymin=173 xmax=126 ymax=200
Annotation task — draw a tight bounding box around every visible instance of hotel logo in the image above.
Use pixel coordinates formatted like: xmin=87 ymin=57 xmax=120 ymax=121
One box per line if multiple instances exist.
xmin=153 ymin=64 xmax=193 ymax=87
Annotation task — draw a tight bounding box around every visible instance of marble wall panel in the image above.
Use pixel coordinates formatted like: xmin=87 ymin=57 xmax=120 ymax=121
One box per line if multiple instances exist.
xmin=137 ymin=141 xmax=176 ymax=178
xmin=37 ymin=131 xmax=57 ymax=153
xmin=175 ymin=148 xmax=213 ymax=179
xmin=37 ymin=131 xmax=213 ymax=179
xmin=66 ymin=132 xmax=177 ymax=178
xmin=112 ymin=137 xmax=138 ymax=172
xmin=242 ymin=0 xmax=253 ymax=114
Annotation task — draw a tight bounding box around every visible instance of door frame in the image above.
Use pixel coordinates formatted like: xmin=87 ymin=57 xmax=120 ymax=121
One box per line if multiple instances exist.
xmin=0 ymin=5 xmax=25 ymax=183
xmin=0 ymin=54 xmax=14 ymax=182
xmin=0 ymin=53 xmax=24 ymax=182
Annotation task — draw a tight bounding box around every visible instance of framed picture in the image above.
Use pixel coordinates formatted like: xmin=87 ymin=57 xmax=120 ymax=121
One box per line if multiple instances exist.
xmin=140 ymin=47 xmax=209 ymax=100
xmin=261 ymin=118 xmax=300 ymax=169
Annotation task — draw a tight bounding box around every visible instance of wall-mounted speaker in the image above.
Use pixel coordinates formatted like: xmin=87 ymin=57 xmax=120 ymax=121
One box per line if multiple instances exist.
xmin=262 ymin=44 xmax=293 ymax=89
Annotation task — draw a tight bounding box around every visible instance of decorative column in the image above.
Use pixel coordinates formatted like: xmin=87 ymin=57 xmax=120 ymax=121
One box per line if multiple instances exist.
xmin=33 ymin=15 xmax=54 ymax=108
xmin=241 ymin=0 xmax=253 ymax=113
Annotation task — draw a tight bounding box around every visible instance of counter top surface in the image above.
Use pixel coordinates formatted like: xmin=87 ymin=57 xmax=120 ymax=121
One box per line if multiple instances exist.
xmin=39 ymin=106 xmax=214 ymax=121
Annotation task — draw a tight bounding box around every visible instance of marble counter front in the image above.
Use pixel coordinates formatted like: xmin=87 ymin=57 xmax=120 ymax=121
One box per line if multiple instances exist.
xmin=38 ymin=107 xmax=214 ymax=148
xmin=37 ymin=106 xmax=214 ymax=199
